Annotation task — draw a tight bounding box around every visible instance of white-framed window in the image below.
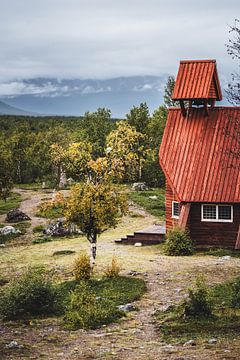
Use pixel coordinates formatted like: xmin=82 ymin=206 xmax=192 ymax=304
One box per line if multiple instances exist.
xmin=201 ymin=204 xmax=233 ymax=223
xmin=172 ymin=201 xmax=180 ymax=219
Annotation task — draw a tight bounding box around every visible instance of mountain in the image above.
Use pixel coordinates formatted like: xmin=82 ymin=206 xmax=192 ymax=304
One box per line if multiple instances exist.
xmin=0 ymin=100 xmax=37 ymax=116
xmin=0 ymin=76 xmax=169 ymax=117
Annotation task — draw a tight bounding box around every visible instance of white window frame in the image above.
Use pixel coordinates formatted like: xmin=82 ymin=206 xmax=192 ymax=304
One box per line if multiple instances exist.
xmin=172 ymin=201 xmax=180 ymax=219
xmin=201 ymin=204 xmax=233 ymax=223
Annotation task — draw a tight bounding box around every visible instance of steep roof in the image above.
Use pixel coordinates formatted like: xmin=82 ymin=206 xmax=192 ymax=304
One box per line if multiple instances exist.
xmin=172 ymin=60 xmax=222 ymax=101
xmin=159 ymin=107 xmax=240 ymax=203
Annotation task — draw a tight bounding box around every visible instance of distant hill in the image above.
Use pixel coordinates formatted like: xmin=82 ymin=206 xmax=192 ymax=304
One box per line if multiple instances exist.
xmin=2 ymin=76 xmax=169 ymax=117
xmin=0 ymin=100 xmax=37 ymax=116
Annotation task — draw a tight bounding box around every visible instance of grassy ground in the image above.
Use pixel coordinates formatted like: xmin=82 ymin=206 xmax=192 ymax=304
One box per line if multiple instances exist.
xmin=15 ymin=183 xmax=46 ymax=191
xmin=128 ymin=189 xmax=165 ymax=219
xmin=58 ymin=276 xmax=146 ymax=307
xmin=36 ymin=205 xmax=64 ymax=219
xmin=197 ymin=248 xmax=240 ymax=258
xmin=1 ymin=187 xmax=240 ymax=359
xmin=154 ymin=277 xmax=240 ymax=343
xmin=0 ymin=221 xmax=31 ymax=244
xmin=0 ymin=192 xmax=22 ymax=214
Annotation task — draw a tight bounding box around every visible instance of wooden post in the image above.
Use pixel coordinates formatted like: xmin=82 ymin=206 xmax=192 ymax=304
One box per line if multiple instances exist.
xmin=179 ymin=203 xmax=191 ymax=229
xmin=235 ymin=225 xmax=240 ymax=250
xmin=180 ymin=100 xmax=186 ymax=117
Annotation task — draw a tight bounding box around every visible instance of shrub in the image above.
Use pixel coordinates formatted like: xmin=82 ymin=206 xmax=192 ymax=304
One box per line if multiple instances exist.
xmin=63 ymin=281 xmax=122 ymax=330
xmin=0 ymin=267 xmax=57 ymax=320
xmin=32 ymin=237 xmax=52 ymax=244
xmin=184 ymin=276 xmax=213 ymax=318
xmin=36 ymin=192 xmax=65 ymax=219
xmin=231 ymin=277 xmax=240 ymax=308
xmin=73 ymin=253 xmax=91 ymax=281
xmin=32 ymin=224 xmax=45 ymax=233
xmin=104 ymin=256 xmax=121 ymax=278
xmin=164 ymin=227 xmax=193 ymax=256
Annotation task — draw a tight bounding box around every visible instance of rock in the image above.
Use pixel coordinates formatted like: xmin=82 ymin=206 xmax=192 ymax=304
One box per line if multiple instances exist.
xmin=5 ymin=340 xmax=23 ymax=349
xmin=67 ymin=177 xmax=75 ymax=186
xmin=208 ymin=338 xmax=217 ymax=344
xmin=6 ymin=209 xmax=31 ymax=223
xmin=159 ymin=304 xmax=174 ymax=312
xmin=134 ymin=242 xmax=142 ymax=247
xmin=132 ymin=182 xmax=148 ymax=191
xmin=118 ymin=303 xmax=136 ymax=312
xmin=149 ymin=195 xmax=158 ymax=200
xmin=183 ymin=339 xmax=196 ymax=346
xmin=162 ymin=345 xmax=177 ymax=353
xmin=175 ymin=288 xmax=182 ymax=293
xmin=43 ymin=220 xmax=70 ymax=237
xmin=127 ymin=270 xmax=142 ymax=276
xmin=0 ymin=244 xmax=6 ymax=247
xmin=220 ymin=256 xmax=231 ymax=261
xmin=0 ymin=226 xmax=21 ymax=236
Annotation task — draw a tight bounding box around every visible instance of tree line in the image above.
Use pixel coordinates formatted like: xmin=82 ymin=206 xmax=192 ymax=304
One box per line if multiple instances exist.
xmin=0 ymin=78 xmax=176 ymax=200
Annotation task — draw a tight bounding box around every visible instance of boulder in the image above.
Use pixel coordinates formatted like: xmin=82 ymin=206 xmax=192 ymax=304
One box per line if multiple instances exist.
xmin=0 ymin=226 xmax=21 ymax=236
xmin=6 ymin=209 xmax=31 ymax=223
xmin=118 ymin=303 xmax=136 ymax=312
xmin=43 ymin=220 xmax=70 ymax=237
xmin=134 ymin=242 xmax=142 ymax=247
xmin=132 ymin=182 xmax=148 ymax=191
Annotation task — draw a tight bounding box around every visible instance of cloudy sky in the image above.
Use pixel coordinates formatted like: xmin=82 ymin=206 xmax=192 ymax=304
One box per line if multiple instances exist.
xmin=0 ymin=1 xmax=239 ymax=87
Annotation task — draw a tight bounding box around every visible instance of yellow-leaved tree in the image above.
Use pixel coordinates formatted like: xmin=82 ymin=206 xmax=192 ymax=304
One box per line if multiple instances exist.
xmin=65 ymin=157 xmax=128 ymax=267
xmin=106 ymin=121 xmax=148 ymax=182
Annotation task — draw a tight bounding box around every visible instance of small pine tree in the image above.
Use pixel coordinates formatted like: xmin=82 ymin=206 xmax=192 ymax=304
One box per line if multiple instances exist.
xmin=164 ymin=227 xmax=193 ymax=256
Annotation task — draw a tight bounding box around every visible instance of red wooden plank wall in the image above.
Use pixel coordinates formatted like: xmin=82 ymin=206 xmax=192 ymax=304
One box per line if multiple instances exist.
xmin=188 ymin=204 xmax=240 ymax=248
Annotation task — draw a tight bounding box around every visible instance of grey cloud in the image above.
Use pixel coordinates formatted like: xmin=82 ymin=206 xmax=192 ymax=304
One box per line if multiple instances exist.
xmin=0 ymin=0 xmax=239 ymax=82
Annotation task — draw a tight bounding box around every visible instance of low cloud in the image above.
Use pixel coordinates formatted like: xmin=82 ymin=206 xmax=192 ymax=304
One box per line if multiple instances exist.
xmin=0 ymin=1 xmax=238 ymax=82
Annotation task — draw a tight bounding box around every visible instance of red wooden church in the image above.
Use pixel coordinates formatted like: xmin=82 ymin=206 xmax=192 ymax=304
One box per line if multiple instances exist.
xmin=159 ymin=59 xmax=240 ymax=249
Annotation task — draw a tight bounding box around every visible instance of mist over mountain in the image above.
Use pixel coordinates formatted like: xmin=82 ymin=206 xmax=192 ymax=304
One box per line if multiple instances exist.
xmin=0 ymin=100 xmax=37 ymax=116
xmin=0 ymin=76 xmax=168 ymax=117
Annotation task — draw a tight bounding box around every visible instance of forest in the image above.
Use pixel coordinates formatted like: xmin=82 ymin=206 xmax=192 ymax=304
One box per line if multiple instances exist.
xmin=0 ymin=82 xmax=172 ymax=198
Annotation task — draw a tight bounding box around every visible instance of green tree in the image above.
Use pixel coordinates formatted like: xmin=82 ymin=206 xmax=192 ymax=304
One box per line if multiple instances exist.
xmin=147 ymin=105 xmax=168 ymax=149
xmin=126 ymin=102 xmax=150 ymax=134
xmin=0 ymin=141 xmax=13 ymax=202
xmin=65 ymin=182 xmax=127 ymax=266
xmin=140 ymin=105 xmax=168 ymax=187
xmin=80 ymin=108 xmax=113 ymax=158
xmin=163 ymin=76 xmax=178 ymax=108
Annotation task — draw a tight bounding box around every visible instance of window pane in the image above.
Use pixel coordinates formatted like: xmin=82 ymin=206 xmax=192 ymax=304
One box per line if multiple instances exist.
xmin=218 ymin=206 xmax=231 ymax=220
xmin=203 ymin=205 xmax=216 ymax=219
xmin=173 ymin=202 xmax=180 ymax=217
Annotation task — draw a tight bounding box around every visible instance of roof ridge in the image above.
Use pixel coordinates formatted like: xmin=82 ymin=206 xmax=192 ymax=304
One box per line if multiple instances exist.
xmin=167 ymin=106 xmax=240 ymax=111
xmin=180 ymin=59 xmax=216 ymax=64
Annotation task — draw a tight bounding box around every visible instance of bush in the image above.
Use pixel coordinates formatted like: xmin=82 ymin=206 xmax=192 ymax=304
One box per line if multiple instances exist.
xmin=231 ymin=277 xmax=240 ymax=308
xmin=104 ymin=256 xmax=121 ymax=278
xmin=32 ymin=237 xmax=52 ymax=244
xmin=184 ymin=276 xmax=213 ymax=318
xmin=164 ymin=227 xmax=193 ymax=256
xmin=73 ymin=253 xmax=91 ymax=281
xmin=36 ymin=192 xmax=65 ymax=219
xmin=63 ymin=281 xmax=122 ymax=330
xmin=0 ymin=267 xmax=57 ymax=320
xmin=32 ymin=224 xmax=45 ymax=233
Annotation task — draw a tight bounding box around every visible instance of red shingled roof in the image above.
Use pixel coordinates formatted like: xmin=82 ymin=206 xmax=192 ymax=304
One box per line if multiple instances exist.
xmin=159 ymin=107 xmax=240 ymax=203
xmin=172 ymin=60 xmax=222 ymax=101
